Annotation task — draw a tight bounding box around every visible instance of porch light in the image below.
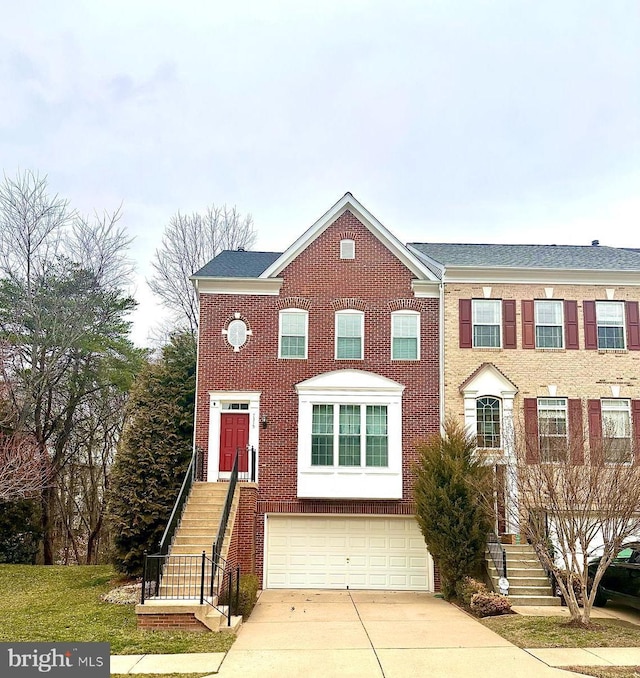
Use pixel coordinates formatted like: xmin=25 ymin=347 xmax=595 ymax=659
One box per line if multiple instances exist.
xmin=261 ymin=414 xmax=268 ymax=429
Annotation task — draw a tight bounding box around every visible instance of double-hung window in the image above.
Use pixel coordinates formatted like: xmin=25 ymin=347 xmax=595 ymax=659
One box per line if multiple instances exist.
xmin=535 ymin=300 xmax=563 ymax=348
xmin=311 ymin=404 xmax=388 ymax=467
xmin=601 ymin=399 xmax=632 ymax=463
xmin=335 ymin=310 xmax=363 ymax=359
xmin=472 ymin=300 xmax=501 ymax=348
xmin=279 ymin=309 xmax=308 ymax=358
xmin=596 ymin=302 xmax=625 ymax=350
xmin=391 ymin=311 xmax=419 ymax=360
xmin=538 ymin=398 xmax=568 ymax=462
xmin=476 ymin=397 xmax=501 ymax=448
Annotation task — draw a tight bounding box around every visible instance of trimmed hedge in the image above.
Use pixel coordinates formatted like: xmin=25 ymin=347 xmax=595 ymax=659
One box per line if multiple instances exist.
xmin=221 ymin=573 xmax=260 ymax=620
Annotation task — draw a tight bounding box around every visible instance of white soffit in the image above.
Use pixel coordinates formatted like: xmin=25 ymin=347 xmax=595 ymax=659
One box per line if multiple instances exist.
xmin=443 ymin=267 xmax=640 ymax=286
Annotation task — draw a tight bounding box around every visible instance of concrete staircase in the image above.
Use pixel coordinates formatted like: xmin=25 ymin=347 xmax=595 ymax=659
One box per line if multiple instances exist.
xmin=137 ymin=481 xmax=242 ymax=632
xmin=486 ymin=542 xmax=560 ymax=606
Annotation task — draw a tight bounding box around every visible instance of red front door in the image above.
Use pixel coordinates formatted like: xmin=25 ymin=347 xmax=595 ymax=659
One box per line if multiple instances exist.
xmin=219 ymin=413 xmax=249 ymax=473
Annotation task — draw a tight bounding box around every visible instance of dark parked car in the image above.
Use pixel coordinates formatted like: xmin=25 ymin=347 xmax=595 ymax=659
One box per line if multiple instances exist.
xmin=588 ymin=543 xmax=640 ymax=610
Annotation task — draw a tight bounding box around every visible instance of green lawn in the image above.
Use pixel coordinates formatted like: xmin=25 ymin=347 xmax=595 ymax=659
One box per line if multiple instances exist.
xmin=480 ymin=615 xmax=640 ymax=648
xmin=0 ymin=565 xmax=235 ymax=655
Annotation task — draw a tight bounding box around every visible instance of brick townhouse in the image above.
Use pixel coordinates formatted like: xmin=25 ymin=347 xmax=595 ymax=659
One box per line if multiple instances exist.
xmin=409 ymin=242 xmax=640 ymax=536
xmin=191 ymin=193 xmax=440 ymax=590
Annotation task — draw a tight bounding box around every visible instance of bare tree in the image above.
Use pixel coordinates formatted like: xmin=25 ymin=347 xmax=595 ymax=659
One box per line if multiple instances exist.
xmin=509 ymin=418 xmax=640 ymax=626
xmin=0 ymin=434 xmax=51 ymax=502
xmin=0 ymin=170 xmax=142 ymax=563
xmin=148 ymin=205 xmax=256 ymax=338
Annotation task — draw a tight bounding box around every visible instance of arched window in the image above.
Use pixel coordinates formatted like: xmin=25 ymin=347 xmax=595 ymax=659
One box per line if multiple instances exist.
xmin=476 ymin=397 xmax=501 ymax=448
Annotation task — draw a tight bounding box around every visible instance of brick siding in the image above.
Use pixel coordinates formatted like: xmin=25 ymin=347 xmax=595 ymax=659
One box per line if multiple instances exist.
xmin=195 ymin=210 xmax=441 ymax=586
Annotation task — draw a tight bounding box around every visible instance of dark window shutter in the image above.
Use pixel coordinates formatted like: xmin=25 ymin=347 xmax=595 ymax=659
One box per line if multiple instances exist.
xmin=521 ymin=300 xmax=535 ymax=349
xmin=564 ymin=300 xmax=579 ymax=350
xmin=459 ymin=299 xmax=472 ymax=348
xmin=632 ymin=400 xmax=640 ymax=466
xmin=503 ymin=300 xmax=516 ymax=349
xmin=568 ymin=399 xmax=584 ymax=464
xmin=583 ymin=301 xmax=597 ymax=350
xmin=587 ymin=399 xmax=603 ymax=465
xmin=524 ymin=398 xmax=539 ymax=463
xmin=626 ymin=301 xmax=640 ymax=351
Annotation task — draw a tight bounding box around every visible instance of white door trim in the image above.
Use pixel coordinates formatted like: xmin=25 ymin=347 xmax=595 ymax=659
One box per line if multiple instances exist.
xmin=208 ymin=391 xmax=261 ymax=482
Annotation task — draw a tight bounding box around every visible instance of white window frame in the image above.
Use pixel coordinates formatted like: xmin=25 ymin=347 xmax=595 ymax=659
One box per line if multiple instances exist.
xmin=472 ymin=299 xmax=502 ymax=348
xmin=335 ymin=310 xmax=364 ymax=360
xmin=391 ymin=310 xmax=420 ymax=360
xmin=535 ymin=300 xmax=564 ymax=349
xmin=596 ymin=301 xmax=626 ymax=350
xmin=340 ymin=239 xmax=355 ymax=259
xmin=296 ymin=370 xmax=404 ymax=499
xmin=538 ymin=397 xmax=568 ymax=463
xmin=310 ymin=404 xmax=389 ymax=468
xmin=601 ymin=398 xmax=632 ymax=464
xmin=278 ymin=308 xmax=308 ymax=359
xmin=476 ymin=396 xmax=501 ymax=448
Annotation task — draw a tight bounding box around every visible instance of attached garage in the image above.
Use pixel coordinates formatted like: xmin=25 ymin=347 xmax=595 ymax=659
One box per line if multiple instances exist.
xmin=265 ymin=515 xmax=433 ymax=590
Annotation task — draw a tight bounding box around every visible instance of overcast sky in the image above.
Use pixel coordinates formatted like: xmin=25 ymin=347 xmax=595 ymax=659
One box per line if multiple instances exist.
xmin=1 ymin=1 xmax=639 ymax=346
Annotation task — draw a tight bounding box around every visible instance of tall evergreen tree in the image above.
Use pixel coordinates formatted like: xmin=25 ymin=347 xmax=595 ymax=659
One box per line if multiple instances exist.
xmin=108 ymin=332 xmax=197 ymax=575
xmin=414 ymin=419 xmax=494 ymax=599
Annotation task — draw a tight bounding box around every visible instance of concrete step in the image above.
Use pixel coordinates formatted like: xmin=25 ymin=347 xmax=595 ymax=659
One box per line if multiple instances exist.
xmin=491 ymin=576 xmax=551 ymax=587
xmin=505 ymin=585 xmax=554 ymax=596
xmin=173 ymin=527 xmax=217 ymax=538
xmin=182 ymin=494 xmax=226 ymax=506
xmin=508 ymin=594 xmax=561 ymax=606
xmin=178 ymin=514 xmax=220 ymax=532
xmin=501 ymin=543 xmax=535 ymax=552
xmin=488 ymin=564 xmax=547 ymax=579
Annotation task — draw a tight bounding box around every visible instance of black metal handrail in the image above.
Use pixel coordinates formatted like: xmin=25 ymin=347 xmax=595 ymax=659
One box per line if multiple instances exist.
xmin=141 ymin=550 xmax=240 ymax=626
xmin=238 ymin=446 xmax=257 ymax=482
xmin=487 ymin=532 xmax=508 ymax=580
xmin=158 ymin=448 xmax=199 ymax=555
xmin=213 ymin=448 xmax=240 ymax=570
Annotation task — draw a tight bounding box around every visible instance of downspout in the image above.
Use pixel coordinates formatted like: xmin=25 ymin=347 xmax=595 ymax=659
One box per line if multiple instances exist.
xmin=439 ymin=274 xmax=446 ymax=431
xmin=191 ymin=278 xmax=202 ymax=481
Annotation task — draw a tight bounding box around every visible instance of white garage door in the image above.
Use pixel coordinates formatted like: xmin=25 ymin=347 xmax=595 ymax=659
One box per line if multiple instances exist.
xmin=265 ymin=515 xmax=433 ymax=590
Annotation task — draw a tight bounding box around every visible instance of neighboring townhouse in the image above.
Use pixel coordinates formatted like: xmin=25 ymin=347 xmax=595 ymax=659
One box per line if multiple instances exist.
xmin=190 ymin=193 xmax=441 ymax=591
xmin=409 ymin=242 xmax=640 ymax=536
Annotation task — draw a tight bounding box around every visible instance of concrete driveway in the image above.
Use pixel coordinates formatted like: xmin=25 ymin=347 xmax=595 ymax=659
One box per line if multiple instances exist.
xmin=215 ymin=590 xmax=575 ymax=678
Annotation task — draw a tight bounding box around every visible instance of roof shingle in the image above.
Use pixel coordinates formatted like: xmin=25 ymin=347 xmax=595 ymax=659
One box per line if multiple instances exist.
xmin=410 ymin=243 xmax=640 ymax=271
xmin=192 ymin=250 xmax=282 ymax=278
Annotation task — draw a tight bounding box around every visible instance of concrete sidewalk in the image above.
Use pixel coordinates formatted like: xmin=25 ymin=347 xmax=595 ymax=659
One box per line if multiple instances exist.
xmin=111 ymin=591 xmax=640 ymax=676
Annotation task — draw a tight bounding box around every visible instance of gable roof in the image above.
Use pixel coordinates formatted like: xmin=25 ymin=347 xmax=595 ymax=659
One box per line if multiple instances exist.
xmin=459 ymin=362 xmax=518 ymax=395
xmin=191 ymin=250 xmax=282 ymax=279
xmin=409 ymin=243 xmax=640 ymax=272
xmin=260 ymin=193 xmax=438 ymax=281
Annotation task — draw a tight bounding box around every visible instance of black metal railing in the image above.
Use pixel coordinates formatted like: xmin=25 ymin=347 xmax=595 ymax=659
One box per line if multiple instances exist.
xmin=141 ymin=550 xmax=241 ymax=626
xmin=213 ymin=449 xmax=240 ymax=570
xmin=238 ymin=446 xmax=257 ymax=482
xmin=159 ymin=448 xmax=199 ymax=556
xmin=487 ymin=532 xmax=508 ymax=580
